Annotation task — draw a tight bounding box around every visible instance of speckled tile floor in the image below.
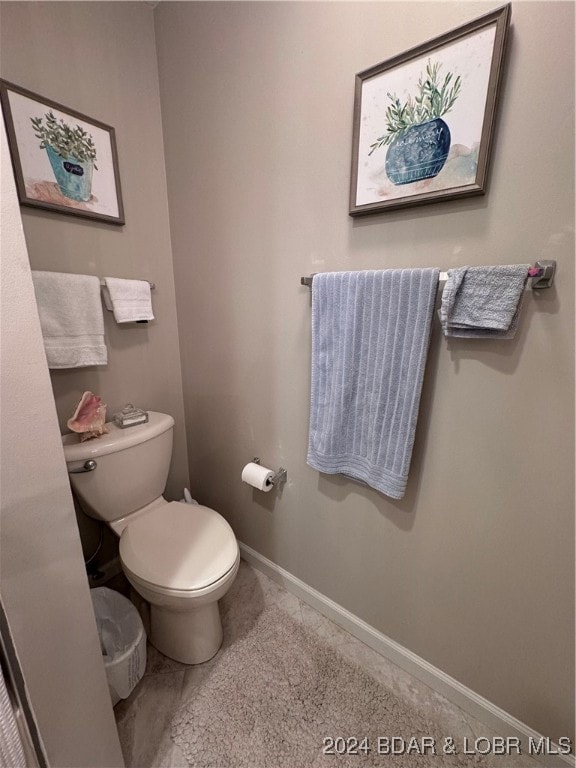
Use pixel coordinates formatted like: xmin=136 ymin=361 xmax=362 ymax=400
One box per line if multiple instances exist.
xmin=114 ymin=560 xmax=544 ymax=768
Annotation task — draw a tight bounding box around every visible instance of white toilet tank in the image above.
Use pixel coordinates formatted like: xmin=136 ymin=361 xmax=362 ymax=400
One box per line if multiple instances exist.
xmin=62 ymin=411 xmax=174 ymax=524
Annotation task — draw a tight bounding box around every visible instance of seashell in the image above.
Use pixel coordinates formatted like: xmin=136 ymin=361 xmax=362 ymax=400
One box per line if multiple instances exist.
xmin=67 ymin=391 xmax=109 ymax=441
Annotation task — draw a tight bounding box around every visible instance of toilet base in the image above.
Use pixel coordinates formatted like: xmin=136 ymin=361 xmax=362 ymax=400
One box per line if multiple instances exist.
xmin=150 ymin=601 xmax=223 ymax=664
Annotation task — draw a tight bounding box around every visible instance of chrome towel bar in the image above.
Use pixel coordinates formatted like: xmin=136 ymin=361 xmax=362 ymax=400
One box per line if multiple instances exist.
xmin=301 ymin=260 xmax=556 ymax=291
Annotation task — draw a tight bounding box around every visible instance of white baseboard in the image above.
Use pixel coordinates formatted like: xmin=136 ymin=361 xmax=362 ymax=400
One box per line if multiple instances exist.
xmin=239 ymin=542 xmax=574 ymax=768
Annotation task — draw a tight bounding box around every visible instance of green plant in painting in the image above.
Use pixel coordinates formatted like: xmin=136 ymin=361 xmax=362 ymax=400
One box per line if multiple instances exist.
xmin=369 ymin=60 xmax=462 ymax=155
xmin=30 ymin=111 xmax=98 ymax=168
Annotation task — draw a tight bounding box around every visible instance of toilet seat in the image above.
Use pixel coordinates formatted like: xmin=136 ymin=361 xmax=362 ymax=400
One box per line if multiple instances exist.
xmin=122 ymin=554 xmax=240 ymax=602
xmin=119 ymin=501 xmax=238 ymax=593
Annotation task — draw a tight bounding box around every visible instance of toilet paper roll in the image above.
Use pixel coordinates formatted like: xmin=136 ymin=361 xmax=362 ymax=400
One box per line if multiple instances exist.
xmin=241 ymin=462 xmax=274 ymax=492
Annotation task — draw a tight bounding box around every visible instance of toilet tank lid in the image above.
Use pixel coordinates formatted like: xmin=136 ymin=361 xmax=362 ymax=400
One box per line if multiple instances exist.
xmin=61 ymin=411 xmax=174 ymax=462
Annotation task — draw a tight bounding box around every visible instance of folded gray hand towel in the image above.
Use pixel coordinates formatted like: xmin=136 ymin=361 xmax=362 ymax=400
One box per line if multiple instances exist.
xmin=440 ymin=264 xmax=530 ymax=339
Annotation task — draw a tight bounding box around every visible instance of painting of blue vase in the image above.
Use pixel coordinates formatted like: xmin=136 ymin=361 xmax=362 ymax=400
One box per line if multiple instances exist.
xmin=31 ymin=111 xmax=97 ymax=202
xmin=385 ymin=117 xmax=451 ymax=185
xmin=369 ymin=61 xmax=460 ymax=187
xmin=44 ymin=145 xmax=94 ymax=202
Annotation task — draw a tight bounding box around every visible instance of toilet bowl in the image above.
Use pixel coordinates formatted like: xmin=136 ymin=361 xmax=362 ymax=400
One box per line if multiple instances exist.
xmin=119 ymin=499 xmax=239 ymax=663
xmin=62 ymin=411 xmax=239 ymax=664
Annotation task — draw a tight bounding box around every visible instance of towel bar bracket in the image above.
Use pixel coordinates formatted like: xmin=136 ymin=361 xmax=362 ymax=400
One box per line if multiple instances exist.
xmin=530 ymin=260 xmax=556 ymax=290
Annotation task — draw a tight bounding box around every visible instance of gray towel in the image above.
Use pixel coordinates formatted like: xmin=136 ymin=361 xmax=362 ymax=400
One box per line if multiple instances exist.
xmin=307 ymin=269 xmax=439 ymax=500
xmin=440 ymin=265 xmax=530 ymax=338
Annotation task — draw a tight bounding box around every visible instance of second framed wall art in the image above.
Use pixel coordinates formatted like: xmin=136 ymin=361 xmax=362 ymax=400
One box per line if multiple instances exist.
xmin=349 ymin=4 xmax=511 ymax=216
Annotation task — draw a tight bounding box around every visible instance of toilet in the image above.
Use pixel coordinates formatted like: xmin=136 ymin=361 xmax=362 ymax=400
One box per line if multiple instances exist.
xmin=62 ymin=411 xmax=240 ymax=665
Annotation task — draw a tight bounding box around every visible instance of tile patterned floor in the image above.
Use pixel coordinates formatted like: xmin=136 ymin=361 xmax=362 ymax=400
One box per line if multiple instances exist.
xmin=114 ymin=560 xmax=544 ymax=768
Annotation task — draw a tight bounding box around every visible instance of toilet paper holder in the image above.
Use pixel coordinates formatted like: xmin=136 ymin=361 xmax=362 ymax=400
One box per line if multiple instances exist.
xmin=252 ymin=457 xmax=287 ymax=487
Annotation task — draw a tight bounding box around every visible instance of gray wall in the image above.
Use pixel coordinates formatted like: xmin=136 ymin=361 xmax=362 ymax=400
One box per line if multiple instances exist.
xmin=0 ymin=1 xmax=189 ymax=502
xmin=1 ymin=0 xmax=573 ymax=748
xmin=1 ymin=113 xmax=124 ymax=768
xmin=155 ymin=1 xmax=575 ymax=740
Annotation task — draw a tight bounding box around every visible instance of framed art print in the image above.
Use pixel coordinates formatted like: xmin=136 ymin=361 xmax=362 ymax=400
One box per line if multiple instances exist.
xmin=349 ymin=5 xmax=511 ymax=216
xmin=1 ymin=79 xmax=125 ymax=225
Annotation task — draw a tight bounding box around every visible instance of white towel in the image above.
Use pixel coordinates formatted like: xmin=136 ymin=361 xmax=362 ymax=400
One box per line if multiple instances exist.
xmin=102 ymin=277 xmax=154 ymax=323
xmin=31 ymin=271 xmax=107 ymax=369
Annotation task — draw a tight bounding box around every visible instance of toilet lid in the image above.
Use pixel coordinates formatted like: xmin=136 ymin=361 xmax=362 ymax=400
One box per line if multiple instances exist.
xmin=119 ymin=502 xmax=238 ymax=591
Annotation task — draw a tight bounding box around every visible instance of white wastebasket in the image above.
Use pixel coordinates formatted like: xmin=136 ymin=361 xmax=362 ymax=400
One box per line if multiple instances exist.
xmin=91 ymin=587 xmax=147 ymax=706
